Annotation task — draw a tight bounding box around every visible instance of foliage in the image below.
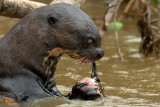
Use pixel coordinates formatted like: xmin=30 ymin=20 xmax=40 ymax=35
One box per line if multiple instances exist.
xmin=108 ymin=21 xmax=123 ymax=30
xmin=153 ymin=0 xmax=158 ymax=5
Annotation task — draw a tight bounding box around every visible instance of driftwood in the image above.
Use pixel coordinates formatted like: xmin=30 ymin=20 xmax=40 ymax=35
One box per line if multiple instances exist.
xmin=0 ymin=0 xmax=85 ymax=18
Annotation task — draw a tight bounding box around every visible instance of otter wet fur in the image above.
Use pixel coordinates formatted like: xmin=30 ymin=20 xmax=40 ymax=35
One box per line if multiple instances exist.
xmin=0 ymin=3 xmax=104 ymax=102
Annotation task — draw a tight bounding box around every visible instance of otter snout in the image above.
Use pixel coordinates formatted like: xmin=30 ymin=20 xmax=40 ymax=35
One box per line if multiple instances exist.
xmin=95 ymin=48 xmax=104 ymax=60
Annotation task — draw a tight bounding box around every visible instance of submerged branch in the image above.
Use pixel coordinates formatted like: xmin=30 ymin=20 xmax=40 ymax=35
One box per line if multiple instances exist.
xmin=113 ymin=0 xmax=125 ymax=61
xmin=138 ymin=1 xmax=155 ymax=56
xmin=99 ymin=0 xmax=124 ymax=61
xmin=114 ymin=15 xmax=125 ymax=62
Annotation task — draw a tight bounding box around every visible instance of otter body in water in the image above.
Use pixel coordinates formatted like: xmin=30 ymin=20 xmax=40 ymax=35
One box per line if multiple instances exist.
xmin=0 ymin=3 xmax=104 ymax=102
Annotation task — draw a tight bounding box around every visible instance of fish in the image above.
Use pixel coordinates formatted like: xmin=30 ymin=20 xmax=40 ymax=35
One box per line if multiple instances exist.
xmin=66 ymin=62 xmax=105 ymax=100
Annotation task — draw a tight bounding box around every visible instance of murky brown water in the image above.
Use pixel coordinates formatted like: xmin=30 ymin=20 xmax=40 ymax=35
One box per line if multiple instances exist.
xmin=0 ymin=0 xmax=160 ymax=106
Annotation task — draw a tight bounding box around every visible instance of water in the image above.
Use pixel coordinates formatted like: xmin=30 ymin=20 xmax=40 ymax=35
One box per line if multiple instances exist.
xmin=0 ymin=0 xmax=160 ymax=106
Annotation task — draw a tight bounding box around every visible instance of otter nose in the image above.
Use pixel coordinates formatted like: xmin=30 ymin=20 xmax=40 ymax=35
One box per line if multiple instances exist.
xmin=96 ymin=48 xmax=104 ymax=60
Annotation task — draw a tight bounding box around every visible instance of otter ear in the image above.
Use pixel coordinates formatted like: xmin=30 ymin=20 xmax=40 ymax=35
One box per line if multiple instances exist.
xmin=48 ymin=16 xmax=58 ymax=25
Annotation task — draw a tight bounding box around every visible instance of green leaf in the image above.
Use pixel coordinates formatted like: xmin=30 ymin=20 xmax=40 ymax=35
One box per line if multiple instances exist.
xmin=108 ymin=21 xmax=123 ymax=30
xmin=153 ymin=0 xmax=158 ymax=5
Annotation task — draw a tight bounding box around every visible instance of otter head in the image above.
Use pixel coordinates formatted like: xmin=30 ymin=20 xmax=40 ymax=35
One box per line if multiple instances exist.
xmin=28 ymin=3 xmax=104 ymax=62
xmin=41 ymin=3 xmax=104 ymax=62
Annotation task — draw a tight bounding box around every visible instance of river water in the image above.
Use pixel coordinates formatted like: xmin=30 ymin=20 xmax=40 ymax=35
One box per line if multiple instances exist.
xmin=0 ymin=0 xmax=160 ymax=106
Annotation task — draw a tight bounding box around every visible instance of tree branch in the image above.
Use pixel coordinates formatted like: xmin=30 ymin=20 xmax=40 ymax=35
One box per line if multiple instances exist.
xmin=51 ymin=0 xmax=85 ymax=8
xmin=118 ymin=0 xmax=134 ymax=21
xmin=0 ymin=0 xmax=45 ymax=18
xmin=113 ymin=0 xmax=125 ymax=61
xmin=0 ymin=0 xmax=85 ymax=18
xmin=100 ymin=0 xmax=123 ymax=37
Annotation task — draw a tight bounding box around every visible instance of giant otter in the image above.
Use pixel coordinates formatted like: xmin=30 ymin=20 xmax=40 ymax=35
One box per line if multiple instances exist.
xmin=0 ymin=3 xmax=104 ymax=102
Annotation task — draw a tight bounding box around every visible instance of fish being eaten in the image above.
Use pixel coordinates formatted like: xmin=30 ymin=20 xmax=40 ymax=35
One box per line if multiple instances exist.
xmin=66 ymin=62 xmax=105 ymax=100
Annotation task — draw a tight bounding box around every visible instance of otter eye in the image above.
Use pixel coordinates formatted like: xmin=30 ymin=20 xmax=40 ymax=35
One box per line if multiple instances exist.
xmin=48 ymin=16 xmax=58 ymax=25
xmin=87 ymin=38 xmax=93 ymax=45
